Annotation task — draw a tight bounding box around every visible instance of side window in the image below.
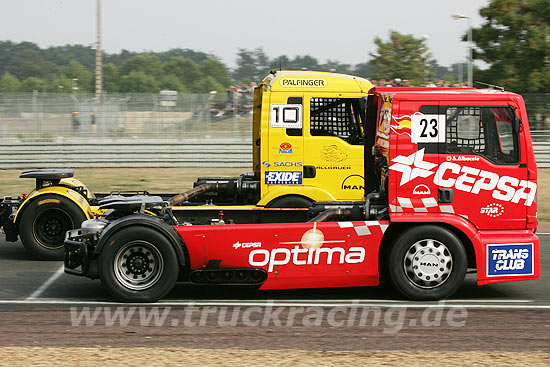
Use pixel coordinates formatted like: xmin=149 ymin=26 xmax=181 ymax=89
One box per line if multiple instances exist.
xmin=444 ymin=106 xmax=519 ymax=164
xmin=310 ymin=98 xmax=364 ymax=145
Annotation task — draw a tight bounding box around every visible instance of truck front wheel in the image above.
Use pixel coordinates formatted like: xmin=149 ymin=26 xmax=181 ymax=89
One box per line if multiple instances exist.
xmin=388 ymin=225 xmax=467 ymax=301
xmin=266 ymin=195 xmax=313 ymax=208
xmin=19 ymin=194 xmax=87 ymax=260
xmin=98 ymin=227 xmax=179 ymax=302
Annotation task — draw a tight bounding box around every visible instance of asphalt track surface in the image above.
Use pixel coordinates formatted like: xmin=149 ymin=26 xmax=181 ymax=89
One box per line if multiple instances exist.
xmin=0 ymin=234 xmax=548 ymax=351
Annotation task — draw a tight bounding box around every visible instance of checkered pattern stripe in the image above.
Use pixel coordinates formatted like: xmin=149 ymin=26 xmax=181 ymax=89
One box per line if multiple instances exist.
xmin=338 ymin=221 xmax=389 ymax=237
xmin=389 ymin=197 xmax=468 ymax=219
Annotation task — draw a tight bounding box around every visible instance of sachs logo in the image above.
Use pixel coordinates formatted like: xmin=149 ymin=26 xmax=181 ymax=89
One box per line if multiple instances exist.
xmin=412 ymin=184 xmax=431 ymax=195
xmin=279 ymin=142 xmax=293 ymax=154
xmin=480 ymin=203 xmax=504 ymax=218
xmin=389 ymin=148 xmax=537 ymax=206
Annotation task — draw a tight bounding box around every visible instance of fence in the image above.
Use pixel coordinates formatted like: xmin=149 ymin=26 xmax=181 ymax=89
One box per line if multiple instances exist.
xmin=0 ymin=92 xmax=550 ymax=168
xmin=0 ymin=91 xmax=254 ymax=139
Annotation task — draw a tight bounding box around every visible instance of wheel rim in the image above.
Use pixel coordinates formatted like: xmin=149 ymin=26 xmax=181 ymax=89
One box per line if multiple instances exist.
xmin=403 ymin=239 xmax=453 ymax=289
xmin=33 ymin=208 xmax=74 ymax=250
xmin=113 ymin=240 xmax=164 ymax=291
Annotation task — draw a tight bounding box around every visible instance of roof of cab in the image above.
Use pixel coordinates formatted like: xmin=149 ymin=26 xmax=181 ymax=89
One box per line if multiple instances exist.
xmin=373 ymin=87 xmax=522 ymax=102
xmin=261 ymin=70 xmax=373 ymax=93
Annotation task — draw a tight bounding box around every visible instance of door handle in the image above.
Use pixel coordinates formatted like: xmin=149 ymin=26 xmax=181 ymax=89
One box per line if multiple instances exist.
xmin=438 ymin=188 xmax=453 ymax=203
xmin=303 ymin=165 xmax=316 ymax=178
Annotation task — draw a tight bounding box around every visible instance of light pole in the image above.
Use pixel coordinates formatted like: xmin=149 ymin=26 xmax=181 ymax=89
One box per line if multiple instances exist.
xmin=95 ymin=0 xmax=102 ymax=101
xmin=452 ymin=13 xmax=473 ymax=87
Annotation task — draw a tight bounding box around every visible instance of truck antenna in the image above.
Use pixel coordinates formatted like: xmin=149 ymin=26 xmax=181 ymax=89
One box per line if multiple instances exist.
xmin=475 ymin=81 xmax=504 ymax=91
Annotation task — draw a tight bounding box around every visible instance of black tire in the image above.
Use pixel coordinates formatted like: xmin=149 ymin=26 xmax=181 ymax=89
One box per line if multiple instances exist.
xmin=267 ymin=195 xmax=313 ymax=208
xmin=387 ymin=225 xmax=467 ymax=301
xmin=98 ymin=226 xmax=179 ymax=303
xmin=19 ymin=194 xmax=87 ymax=260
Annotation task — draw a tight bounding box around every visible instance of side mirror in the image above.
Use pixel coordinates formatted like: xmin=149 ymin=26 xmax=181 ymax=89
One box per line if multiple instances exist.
xmin=514 ymin=116 xmax=522 ymax=134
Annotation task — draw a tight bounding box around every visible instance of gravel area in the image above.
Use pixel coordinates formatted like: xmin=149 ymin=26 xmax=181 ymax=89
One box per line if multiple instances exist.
xmin=0 ymin=347 xmax=548 ymax=367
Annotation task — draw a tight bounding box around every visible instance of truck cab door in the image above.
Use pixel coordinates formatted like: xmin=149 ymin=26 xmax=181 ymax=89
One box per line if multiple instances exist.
xmin=262 ymin=94 xmax=305 ymax=200
xmin=431 ymin=103 xmax=529 ymax=229
xmin=303 ymin=93 xmax=366 ymax=201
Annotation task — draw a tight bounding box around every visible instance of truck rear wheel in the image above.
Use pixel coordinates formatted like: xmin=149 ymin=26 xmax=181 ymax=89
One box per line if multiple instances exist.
xmin=388 ymin=225 xmax=467 ymax=301
xmin=98 ymin=227 xmax=179 ymax=302
xmin=19 ymin=194 xmax=87 ymax=260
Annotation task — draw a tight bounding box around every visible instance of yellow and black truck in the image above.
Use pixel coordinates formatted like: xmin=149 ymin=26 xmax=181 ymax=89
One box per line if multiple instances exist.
xmin=1 ymin=70 xmax=374 ymax=260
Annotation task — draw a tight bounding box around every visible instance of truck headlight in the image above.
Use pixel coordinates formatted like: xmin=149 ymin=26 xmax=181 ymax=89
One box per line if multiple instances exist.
xmin=80 ymin=219 xmax=107 ymax=236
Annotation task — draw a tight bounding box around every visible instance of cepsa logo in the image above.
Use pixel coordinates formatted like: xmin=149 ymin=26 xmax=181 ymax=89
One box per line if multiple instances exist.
xmin=389 ymin=149 xmax=537 ymax=206
xmin=279 ymin=142 xmax=293 ymax=154
xmin=248 ymin=225 xmax=366 ymax=272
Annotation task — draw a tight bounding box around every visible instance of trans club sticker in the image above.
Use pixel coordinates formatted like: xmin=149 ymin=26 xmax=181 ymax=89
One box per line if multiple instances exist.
xmin=486 ymin=243 xmax=534 ymax=277
xmin=265 ymin=171 xmax=303 ymax=185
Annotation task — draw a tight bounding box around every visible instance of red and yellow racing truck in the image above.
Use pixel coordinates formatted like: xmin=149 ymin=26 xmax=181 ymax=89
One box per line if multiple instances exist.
xmin=64 ymin=87 xmax=539 ymax=302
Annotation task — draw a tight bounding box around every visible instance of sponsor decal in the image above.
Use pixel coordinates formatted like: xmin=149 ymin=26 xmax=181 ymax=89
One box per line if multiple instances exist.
xmin=316 ymin=165 xmax=352 ymax=170
xmin=321 ymin=145 xmax=348 ymax=162
xmin=248 ymin=224 xmax=365 ymax=272
xmin=265 ymin=171 xmax=302 ymax=185
xmin=389 ymin=148 xmax=537 ymax=206
xmin=446 ymin=155 xmax=480 ymax=162
xmin=233 ymin=241 xmax=262 ymax=249
xmin=279 ymin=142 xmax=293 ymax=154
xmin=480 ymin=203 xmax=504 ymax=217
xmin=279 ymin=78 xmax=327 ymax=88
xmin=341 ymin=175 xmax=364 ymax=191
xmin=412 ymin=184 xmax=431 ymax=195
xmin=262 ymin=161 xmax=303 ymax=168
xmin=487 ymin=243 xmax=534 ymax=277
xmin=270 ymin=104 xmax=303 ymax=129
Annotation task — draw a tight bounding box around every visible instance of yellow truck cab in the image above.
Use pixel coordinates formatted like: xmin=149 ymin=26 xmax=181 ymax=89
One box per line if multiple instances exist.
xmin=253 ymin=71 xmax=373 ymax=207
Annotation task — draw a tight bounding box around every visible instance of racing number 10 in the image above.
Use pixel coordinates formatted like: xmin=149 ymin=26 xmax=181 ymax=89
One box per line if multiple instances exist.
xmin=270 ymin=104 xmax=303 ymax=129
xmin=411 ymin=114 xmax=445 ymax=143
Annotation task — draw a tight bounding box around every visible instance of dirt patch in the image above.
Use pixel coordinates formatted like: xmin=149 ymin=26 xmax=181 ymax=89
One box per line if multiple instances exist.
xmin=0 ymin=347 xmax=548 ymax=367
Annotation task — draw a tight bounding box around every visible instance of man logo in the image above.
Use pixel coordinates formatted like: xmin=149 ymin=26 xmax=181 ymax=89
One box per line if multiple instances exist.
xmin=413 ymin=184 xmax=431 ymax=195
xmin=342 ymin=175 xmax=364 ymax=191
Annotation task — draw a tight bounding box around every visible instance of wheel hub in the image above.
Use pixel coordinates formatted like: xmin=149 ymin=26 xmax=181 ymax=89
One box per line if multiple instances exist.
xmin=404 ymin=239 xmax=453 ymax=288
xmin=114 ymin=241 xmax=164 ymax=291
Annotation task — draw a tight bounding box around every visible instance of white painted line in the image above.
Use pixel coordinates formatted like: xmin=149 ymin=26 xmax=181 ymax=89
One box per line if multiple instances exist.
xmin=1 ymin=299 xmax=549 ymax=309
xmin=26 ymin=265 xmax=65 ymax=300
xmin=536 ymin=232 xmax=550 ymax=235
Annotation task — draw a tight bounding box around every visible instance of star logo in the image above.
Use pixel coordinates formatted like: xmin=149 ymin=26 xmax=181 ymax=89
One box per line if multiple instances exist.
xmin=388 ymin=148 xmax=437 ymax=185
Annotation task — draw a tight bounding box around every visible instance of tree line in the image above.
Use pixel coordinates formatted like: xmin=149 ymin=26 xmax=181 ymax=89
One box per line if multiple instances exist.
xmin=0 ymin=0 xmax=547 ymax=94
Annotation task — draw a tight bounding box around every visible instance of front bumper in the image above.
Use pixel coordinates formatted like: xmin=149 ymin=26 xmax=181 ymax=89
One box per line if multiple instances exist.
xmin=64 ymin=229 xmax=97 ymax=277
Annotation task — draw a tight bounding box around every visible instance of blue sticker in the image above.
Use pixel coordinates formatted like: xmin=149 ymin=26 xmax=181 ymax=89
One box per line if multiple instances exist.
xmin=265 ymin=171 xmax=302 ymax=185
xmin=487 ymin=243 xmax=534 ymax=277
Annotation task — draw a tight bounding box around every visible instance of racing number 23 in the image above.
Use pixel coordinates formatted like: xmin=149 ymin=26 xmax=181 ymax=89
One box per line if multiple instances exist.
xmin=411 ymin=114 xmax=445 ymax=143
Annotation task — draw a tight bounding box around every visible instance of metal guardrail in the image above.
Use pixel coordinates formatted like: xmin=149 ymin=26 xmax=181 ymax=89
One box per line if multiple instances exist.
xmin=0 ymin=130 xmax=549 ymax=170
xmin=0 ymin=138 xmax=253 ymax=169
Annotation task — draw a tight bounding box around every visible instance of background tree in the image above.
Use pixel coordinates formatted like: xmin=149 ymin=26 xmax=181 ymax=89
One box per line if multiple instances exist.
xmin=21 ymin=76 xmax=46 ymax=92
xmin=370 ymin=30 xmax=433 ymax=84
xmin=102 ymin=63 xmax=120 ymax=93
xmin=233 ymin=48 xmax=270 ymax=83
xmin=0 ymin=72 xmax=21 ymax=92
xmin=471 ymin=0 xmax=550 ymax=93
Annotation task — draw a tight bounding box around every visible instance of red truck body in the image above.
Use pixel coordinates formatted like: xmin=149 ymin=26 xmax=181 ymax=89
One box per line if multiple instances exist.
xmin=172 ymin=88 xmax=540 ymax=289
